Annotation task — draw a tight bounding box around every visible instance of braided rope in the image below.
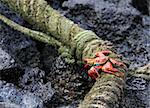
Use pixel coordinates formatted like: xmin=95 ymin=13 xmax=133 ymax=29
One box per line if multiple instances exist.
xmin=72 ymin=30 xmax=113 ymax=60
xmin=133 ymin=63 xmax=150 ymax=80
xmin=79 ymin=74 xmax=125 ymax=108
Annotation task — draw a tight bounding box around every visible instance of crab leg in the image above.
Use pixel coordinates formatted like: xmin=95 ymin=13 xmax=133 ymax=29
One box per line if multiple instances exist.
xmin=88 ymin=67 xmax=100 ymax=80
xmin=110 ymin=58 xmax=126 ymax=68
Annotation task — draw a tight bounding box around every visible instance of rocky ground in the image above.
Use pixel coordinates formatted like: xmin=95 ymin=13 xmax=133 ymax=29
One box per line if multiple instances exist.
xmin=0 ymin=0 xmax=150 ymax=108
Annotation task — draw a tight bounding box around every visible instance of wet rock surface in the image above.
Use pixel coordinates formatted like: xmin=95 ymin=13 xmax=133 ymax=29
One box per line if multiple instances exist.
xmin=0 ymin=0 xmax=150 ymax=108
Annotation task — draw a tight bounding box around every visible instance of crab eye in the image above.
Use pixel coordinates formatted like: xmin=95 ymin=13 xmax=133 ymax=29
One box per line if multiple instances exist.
xmin=96 ymin=60 xmax=99 ymax=62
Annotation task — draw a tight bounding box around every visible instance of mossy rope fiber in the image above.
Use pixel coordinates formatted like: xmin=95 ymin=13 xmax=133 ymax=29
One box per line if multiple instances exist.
xmin=72 ymin=30 xmax=114 ymax=60
xmin=0 ymin=14 xmax=114 ymax=62
xmin=0 ymin=14 xmax=62 ymax=47
xmin=0 ymin=0 xmax=127 ymax=108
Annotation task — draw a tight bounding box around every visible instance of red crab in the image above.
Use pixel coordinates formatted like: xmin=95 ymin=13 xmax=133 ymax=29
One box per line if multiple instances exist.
xmin=83 ymin=50 xmax=126 ymax=80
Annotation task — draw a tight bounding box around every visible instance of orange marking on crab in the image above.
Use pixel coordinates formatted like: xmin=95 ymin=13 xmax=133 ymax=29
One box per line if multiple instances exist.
xmin=83 ymin=50 xmax=126 ymax=80
xmin=83 ymin=56 xmax=108 ymax=65
xmin=101 ymin=61 xmax=125 ymax=77
xmin=102 ymin=62 xmax=119 ymax=73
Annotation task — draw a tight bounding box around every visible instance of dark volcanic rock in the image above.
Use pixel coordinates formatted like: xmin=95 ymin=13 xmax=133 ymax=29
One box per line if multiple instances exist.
xmin=0 ymin=2 xmax=41 ymax=92
xmin=63 ymin=0 xmax=150 ymax=69
xmin=0 ymin=38 xmax=23 ymax=84
xmin=0 ymin=4 xmax=40 ymax=68
xmin=0 ymin=3 xmax=54 ymax=107
xmin=0 ymin=48 xmax=17 ymax=70
xmin=132 ymin=0 xmax=150 ymax=15
xmin=0 ymin=102 xmax=20 ymax=108
xmin=19 ymin=67 xmax=54 ymax=102
xmin=43 ymin=56 xmax=93 ymax=107
xmin=0 ymin=21 xmax=40 ymax=67
xmin=124 ymin=77 xmax=150 ymax=108
xmin=0 ymin=81 xmax=43 ymax=108
xmin=38 ymin=44 xmax=58 ymax=72
xmin=0 ymin=2 xmax=41 ymax=84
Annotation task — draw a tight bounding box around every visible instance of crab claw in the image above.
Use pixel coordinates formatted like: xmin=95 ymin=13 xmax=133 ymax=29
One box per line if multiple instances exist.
xmin=102 ymin=62 xmax=124 ymax=77
xmin=88 ymin=67 xmax=100 ymax=80
xmin=83 ymin=64 xmax=90 ymax=69
xmin=96 ymin=50 xmax=112 ymax=57
xmin=110 ymin=58 xmax=126 ymax=68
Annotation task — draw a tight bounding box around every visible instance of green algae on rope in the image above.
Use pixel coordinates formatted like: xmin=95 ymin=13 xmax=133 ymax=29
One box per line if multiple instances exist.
xmin=0 ymin=0 xmax=113 ymax=60
xmin=0 ymin=14 xmax=75 ymax=63
xmin=0 ymin=14 xmax=62 ymax=47
xmin=79 ymin=74 xmax=125 ymax=108
xmin=132 ymin=63 xmax=150 ymax=80
xmin=0 ymin=0 xmax=84 ymax=47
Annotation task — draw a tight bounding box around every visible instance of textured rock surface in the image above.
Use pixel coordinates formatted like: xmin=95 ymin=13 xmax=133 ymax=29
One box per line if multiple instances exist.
xmin=62 ymin=0 xmax=150 ymax=69
xmin=123 ymin=77 xmax=150 ymax=108
xmin=132 ymin=0 xmax=150 ymax=15
xmin=19 ymin=67 xmax=54 ymax=102
xmin=0 ymin=48 xmax=16 ymax=70
xmin=42 ymin=56 xmax=93 ymax=107
xmin=0 ymin=4 xmax=54 ymax=108
xmin=0 ymin=81 xmax=43 ymax=108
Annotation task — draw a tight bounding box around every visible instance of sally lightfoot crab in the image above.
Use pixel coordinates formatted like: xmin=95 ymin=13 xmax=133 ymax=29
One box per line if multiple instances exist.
xmin=83 ymin=50 xmax=126 ymax=80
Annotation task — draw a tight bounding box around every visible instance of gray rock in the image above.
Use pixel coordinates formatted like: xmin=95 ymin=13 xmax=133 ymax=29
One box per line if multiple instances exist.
xmin=0 ymin=3 xmax=40 ymax=86
xmin=0 ymin=102 xmax=20 ymax=108
xmin=0 ymin=3 xmax=40 ymax=68
xmin=19 ymin=67 xmax=54 ymax=102
xmin=147 ymin=82 xmax=150 ymax=107
xmin=0 ymin=48 xmax=22 ymax=84
xmin=132 ymin=0 xmax=150 ymax=15
xmin=123 ymin=77 xmax=150 ymax=108
xmin=0 ymin=21 xmax=40 ymax=67
xmin=63 ymin=0 xmax=150 ymax=69
xmin=0 ymin=48 xmax=16 ymax=70
xmin=0 ymin=3 xmax=49 ymax=107
xmin=21 ymin=93 xmax=43 ymax=108
xmin=0 ymin=81 xmax=44 ymax=108
xmin=126 ymin=77 xmax=147 ymax=90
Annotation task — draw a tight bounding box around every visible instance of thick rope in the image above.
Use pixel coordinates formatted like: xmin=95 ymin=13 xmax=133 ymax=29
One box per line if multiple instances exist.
xmin=72 ymin=30 xmax=114 ymax=60
xmin=132 ymin=63 xmax=150 ymax=80
xmin=0 ymin=0 xmax=84 ymax=47
xmin=0 ymin=14 xmax=62 ymax=47
xmin=79 ymin=74 xmax=125 ymax=108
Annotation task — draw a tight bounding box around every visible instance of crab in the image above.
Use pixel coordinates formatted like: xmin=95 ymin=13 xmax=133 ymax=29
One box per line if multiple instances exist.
xmin=83 ymin=50 xmax=126 ymax=80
